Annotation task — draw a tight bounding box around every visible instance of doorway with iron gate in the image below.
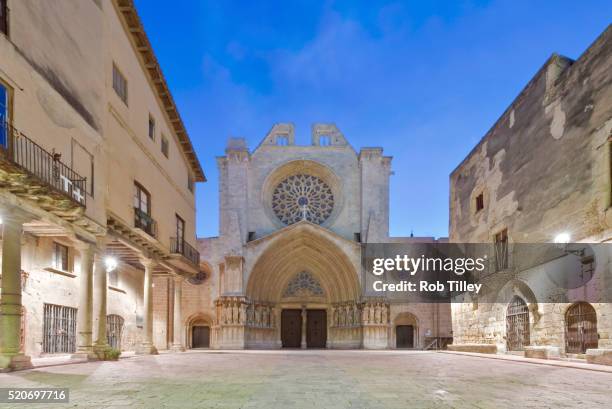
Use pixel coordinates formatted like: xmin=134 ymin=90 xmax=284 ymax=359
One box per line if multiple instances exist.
xmin=565 ymin=302 xmax=598 ymax=354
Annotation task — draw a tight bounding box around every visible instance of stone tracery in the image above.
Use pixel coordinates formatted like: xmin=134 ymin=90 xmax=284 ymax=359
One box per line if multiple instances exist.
xmin=271 ymin=174 xmax=334 ymax=225
xmin=283 ymin=271 xmax=324 ymax=298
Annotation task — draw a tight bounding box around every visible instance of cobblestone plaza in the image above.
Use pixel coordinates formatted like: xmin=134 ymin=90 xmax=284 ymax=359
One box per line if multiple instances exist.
xmin=1 ymin=350 xmax=612 ymax=408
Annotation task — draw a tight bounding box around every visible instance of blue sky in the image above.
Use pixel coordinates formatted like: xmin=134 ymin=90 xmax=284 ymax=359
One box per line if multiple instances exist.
xmin=134 ymin=0 xmax=611 ymax=239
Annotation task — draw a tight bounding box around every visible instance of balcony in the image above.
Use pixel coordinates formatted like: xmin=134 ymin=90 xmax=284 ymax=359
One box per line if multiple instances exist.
xmin=134 ymin=207 xmax=157 ymax=237
xmin=170 ymin=237 xmax=200 ymax=267
xmin=0 ymin=121 xmax=87 ymax=207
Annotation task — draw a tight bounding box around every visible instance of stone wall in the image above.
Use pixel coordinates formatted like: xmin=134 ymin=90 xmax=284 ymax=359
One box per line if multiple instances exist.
xmin=2 ymin=234 xmax=145 ymax=356
xmin=449 ymin=26 xmax=612 ymax=354
xmin=450 ymin=27 xmax=612 ymax=244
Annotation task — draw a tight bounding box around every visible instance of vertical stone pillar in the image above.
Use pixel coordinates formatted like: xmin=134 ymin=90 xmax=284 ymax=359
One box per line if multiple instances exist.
xmin=137 ymin=258 xmax=158 ymax=354
xmin=93 ymin=250 xmax=110 ymax=358
xmin=170 ymin=276 xmax=185 ymax=352
xmin=0 ymin=212 xmax=32 ymax=371
xmin=74 ymin=241 xmax=95 ymax=358
xmin=301 ymin=305 xmax=307 ymax=349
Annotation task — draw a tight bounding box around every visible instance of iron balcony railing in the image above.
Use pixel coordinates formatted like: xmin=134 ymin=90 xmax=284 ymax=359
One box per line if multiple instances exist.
xmin=170 ymin=236 xmax=200 ymax=266
xmin=0 ymin=121 xmax=87 ymax=207
xmin=134 ymin=207 xmax=157 ymax=237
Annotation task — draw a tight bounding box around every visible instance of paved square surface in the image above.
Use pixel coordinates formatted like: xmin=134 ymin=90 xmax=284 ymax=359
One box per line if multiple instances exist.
xmin=1 ymin=350 xmax=611 ymax=408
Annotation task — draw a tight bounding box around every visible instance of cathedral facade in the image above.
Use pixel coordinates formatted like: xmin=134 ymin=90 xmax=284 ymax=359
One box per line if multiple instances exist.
xmin=178 ymin=123 xmax=451 ymax=349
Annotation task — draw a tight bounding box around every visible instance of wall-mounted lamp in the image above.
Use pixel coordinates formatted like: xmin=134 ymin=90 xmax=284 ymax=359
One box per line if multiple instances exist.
xmin=553 ymin=232 xmax=571 ymax=244
xmin=553 ymin=232 xmax=585 ymax=256
xmin=105 ymin=256 xmax=118 ymax=272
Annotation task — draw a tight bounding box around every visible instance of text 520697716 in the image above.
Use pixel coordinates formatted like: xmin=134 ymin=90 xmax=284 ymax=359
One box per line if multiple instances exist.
xmin=0 ymin=388 xmax=69 ymax=403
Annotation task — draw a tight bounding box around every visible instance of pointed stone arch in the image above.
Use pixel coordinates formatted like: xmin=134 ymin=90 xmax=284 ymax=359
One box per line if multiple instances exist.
xmin=246 ymin=222 xmax=360 ymax=303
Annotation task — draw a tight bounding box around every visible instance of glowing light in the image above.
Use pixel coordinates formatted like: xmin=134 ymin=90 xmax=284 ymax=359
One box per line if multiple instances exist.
xmin=105 ymin=256 xmax=118 ymax=272
xmin=554 ymin=232 xmax=571 ymax=244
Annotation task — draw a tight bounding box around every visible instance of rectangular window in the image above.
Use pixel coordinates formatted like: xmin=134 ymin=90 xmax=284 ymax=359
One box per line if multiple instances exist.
xmin=42 ymin=304 xmax=77 ymax=353
xmin=134 ymin=182 xmax=150 ymax=215
xmin=53 ymin=242 xmax=69 ymax=271
xmin=176 ymin=214 xmax=185 ymax=252
xmin=475 ymin=193 xmax=484 ymax=212
xmin=0 ymin=0 xmax=8 ymax=36
xmin=148 ymin=115 xmax=155 ymax=140
xmin=161 ymin=135 xmax=169 ymax=158
xmin=134 ymin=182 xmax=155 ymax=236
xmin=0 ymin=80 xmax=9 ymax=148
xmin=187 ymin=172 xmax=194 ymax=193
xmin=112 ymin=63 xmax=128 ymax=104
xmin=494 ymin=229 xmax=508 ymax=271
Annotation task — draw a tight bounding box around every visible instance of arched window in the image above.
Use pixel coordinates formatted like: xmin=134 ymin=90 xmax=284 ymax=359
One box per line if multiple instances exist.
xmin=506 ymin=296 xmax=530 ymax=351
xmin=565 ymin=302 xmax=598 ymax=354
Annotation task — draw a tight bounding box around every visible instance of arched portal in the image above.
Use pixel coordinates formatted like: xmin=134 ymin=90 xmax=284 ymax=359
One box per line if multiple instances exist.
xmin=394 ymin=312 xmax=419 ymax=348
xmin=565 ymin=302 xmax=598 ymax=354
xmin=246 ymin=222 xmax=360 ymax=348
xmin=186 ymin=313 xmax=213 ymax=349
xmin=506 ymin=296 xmax=530 ymax=351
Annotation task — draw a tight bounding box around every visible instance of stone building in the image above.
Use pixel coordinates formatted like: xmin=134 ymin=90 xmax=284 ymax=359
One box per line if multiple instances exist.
xmin=0 ymin=0 xmax=204 ymax=371
xmin=448 ymin=26 xmax=612 ymax=364
xmin=159 ymin=123 xmax=452 ymax=350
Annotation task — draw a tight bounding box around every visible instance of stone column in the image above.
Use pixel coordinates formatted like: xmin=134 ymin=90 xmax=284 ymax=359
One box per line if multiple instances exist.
xmin=0 ymin=212 xmax=32 ymax=371
xmin=301 ymin=305 xmax=307 ymax=349
xmin=170 ymin=276 xmax=185 ymax=352
xmin=137 ymin=258 xmax=158 ymax=354
xmin=93 ymin=250 xmax=110 ymax=358
xmin=74 ymin=241 xmax=95 ymax=359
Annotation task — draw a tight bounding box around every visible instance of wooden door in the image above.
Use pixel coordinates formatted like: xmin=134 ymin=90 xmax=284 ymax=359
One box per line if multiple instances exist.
xmin=281 ymin=309 xmax=302 ymax=348
xmin=192 ymin=326 xmax=210 ymax=348
xmin=396 ymin=325 xmax=414 ymax=348
xmin=307 ymin=310 xmax=327 ymax=348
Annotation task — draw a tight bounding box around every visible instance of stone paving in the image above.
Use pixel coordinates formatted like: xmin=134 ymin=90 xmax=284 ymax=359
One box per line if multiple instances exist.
xmin=1 ymin=350 xmax=611 ymax=408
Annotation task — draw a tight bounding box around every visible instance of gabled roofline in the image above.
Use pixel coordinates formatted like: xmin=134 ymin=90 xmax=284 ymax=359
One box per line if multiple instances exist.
xmin=245 ymin=220 xmax=361 ymax=249
xmin=113 ymin=0 xmax=206 ymax=182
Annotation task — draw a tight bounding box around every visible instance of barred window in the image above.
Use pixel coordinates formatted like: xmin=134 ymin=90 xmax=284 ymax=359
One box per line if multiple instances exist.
xmin=494 ymin=229 xmax=508 ymax=271
xmin=43 ymin=304 xmax=77 ymax=353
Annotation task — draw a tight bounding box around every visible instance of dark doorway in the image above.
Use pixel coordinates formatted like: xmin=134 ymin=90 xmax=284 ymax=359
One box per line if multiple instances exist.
xmin=307 ymin=309 xmax=327 ymax=348
xmin=192 ymin=326 xmax=210 ymax=348
xmin=506 ymin=296 xmax=530 ymax=351
xmin=281 ymin=309 xmax=302 ymax=348
xmin=396 ymin=325 xmax=414 ymax=348
xmin=565 ymin=302 xmax=598 ymax=354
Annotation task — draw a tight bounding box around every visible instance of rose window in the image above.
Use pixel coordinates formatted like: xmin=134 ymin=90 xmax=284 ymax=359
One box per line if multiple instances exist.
xmin=272 ymin=174 xmax=334 ymax=225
